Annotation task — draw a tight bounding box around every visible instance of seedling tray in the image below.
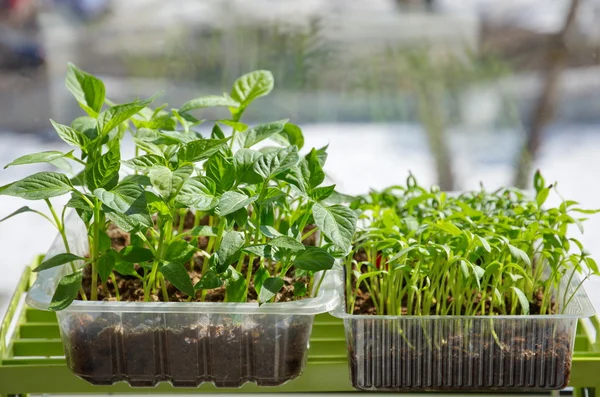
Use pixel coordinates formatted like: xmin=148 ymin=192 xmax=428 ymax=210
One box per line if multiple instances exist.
xmin=1 ymin=258 xmax=600 ymax=395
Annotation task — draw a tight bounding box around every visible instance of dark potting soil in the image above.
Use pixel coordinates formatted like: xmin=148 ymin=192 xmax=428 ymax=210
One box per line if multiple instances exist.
xmin=347 ymin=319 xmax=573 ymax=391
xmin=66 ymin=313 xmax=312 ymax=387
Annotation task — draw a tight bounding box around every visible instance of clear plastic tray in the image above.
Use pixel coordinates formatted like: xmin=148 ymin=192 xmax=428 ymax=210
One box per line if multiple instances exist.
xmin=331 ymin=276 xmax=595 ymax=392
xmin=27 ymin=215 xmax=342 ymax=387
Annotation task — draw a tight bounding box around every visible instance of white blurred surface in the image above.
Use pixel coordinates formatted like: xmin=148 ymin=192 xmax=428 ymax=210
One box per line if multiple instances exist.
xmin=1 ymin=123 xmax=600 ymax=318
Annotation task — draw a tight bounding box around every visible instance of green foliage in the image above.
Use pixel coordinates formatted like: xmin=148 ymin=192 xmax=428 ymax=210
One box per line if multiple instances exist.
xmin=0 ymin=63 xmax=357 ymax=309
xmin=345 ymin=173 xmax=599 ymax=316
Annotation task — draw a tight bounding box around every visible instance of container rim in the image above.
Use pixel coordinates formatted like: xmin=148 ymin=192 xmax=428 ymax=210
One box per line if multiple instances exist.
xmin=329 ymin=274 xmax=596 ymax=320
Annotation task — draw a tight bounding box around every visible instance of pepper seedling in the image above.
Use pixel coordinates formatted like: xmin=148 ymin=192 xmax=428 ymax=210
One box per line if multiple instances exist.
xmin=1 ymin=63 xmax=358 ymax=309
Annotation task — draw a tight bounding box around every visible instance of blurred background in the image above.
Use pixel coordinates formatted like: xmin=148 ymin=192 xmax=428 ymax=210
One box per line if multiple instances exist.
xmin=1 ymin=0 xmax=600 ymax=313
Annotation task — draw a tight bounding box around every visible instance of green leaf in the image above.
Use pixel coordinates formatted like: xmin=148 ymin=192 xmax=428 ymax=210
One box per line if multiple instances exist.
xmin=254 ymin=266 xmax=269 ymax=294
xmin=258 ymin=187 xmax=285 ymax=204
xmin=312 ymin=203 xmax=357 ymax=253
xmin=239 ymin=121 xmax=286 ymax=148
xmin=194 ymin=269 xmax=223 ymax=290
xmin=71 ymin=116 xmax=98 ymax=141
xmin=49 ymin=271 xmax=83 ymax=311
xmin=85 ymin=147 xmax=120 ymax=191
xmin=233 ymin=149 xmax=263 ymax=184
xmin=211 ymin=123 xmax=226 ymax=139
xmin=276 ymin=166 xmax=307 ymax=194
xmin=104 ymin=209 xmax=141 ymax=233
xmin=269 ymin=236 xmax=305 ymax=252
xmin=270 ymin=122 xmax=304 ymax=150
xmin=114 ymin=260 xmax=139 ymax=278
xmin=97 ymin=254 xmax=116 ymax=283
xmin=175 ymin=177 xmax=217 ymax=211
xmin=206 ymin=153 xmax=235 ymax=193
xmin=218 ymin=191 xmax=258 ymax=216
xmin=476 ymin=235 xmax=491 ymax=253
xmin=180 ymin=95 xmax=240 ymax=113
xmin=432 ymin=221 xmax=462 ymax=236
xmin=294 ymin=281 xmax=308 ymax=297
xmin=293 ymin=247 xmax=335 ymax=272
xmin=225 ymin=267 xmax=247 ymax=302
xmin=94 ymin=182 xmax=152 ymax=228
xmin=1 ymin=172 xmax=73 ymax=200
xmin=260 ymin=225 xmax=283 ymax=238
xmin=254 ymin=145 xmax=299 ymax=179
xmin=216 ymin=231 xmax=245 ymax=273
xmin=243 ymin=244 xmax=274 ymax=258
xmin=33 ymin=253 xmax=83 ymax=272
xmin=536 ymin=187 xmax=550 ymax=208
xmin=510 ymin=286 xmax=530 ymax=315
xmin=187 ymin=225 xmax=218 ymax=237
xmin=160 ymin=262 xmax=195 ymax=296
xmin=145 ymin=192 xmax=172 ymax=220
xmin=65 ymin=62 xmax=105 ymax=116
xmin=180 ymin=138 xmax=230 ymax=163
xmin=302 ymin=148 xmax=325 ymax=189
xmin=309 ymin=185 xmax=336 ymax=202
xmin=230 ymin=70 xmax=274 ymax=111
xmin=164 ymin=240 xmax=196 ymax=264
xmin=4 ymin=150 xmax=74 ymax=169
xmin=118 ymin=246 xmax=154 ymax=263
xmin=0 ymin=206 xmax=47 ymax=223
xmin=98 ymin=96 xmax=155 ymax=135
xmin=508 ymin=244 xmax=531 ymax=266
xmin=220 ymin=120 xmax=248 ymax=132
xmin=149 ymin=164 xmax=193 ymax=200
xmin=122 ymin=155 xmax=165 ymax=172
xmin=258 ymin=277 xmax=283 ymax=304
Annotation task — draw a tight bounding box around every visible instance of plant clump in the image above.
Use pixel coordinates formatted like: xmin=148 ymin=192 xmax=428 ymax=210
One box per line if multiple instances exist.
xmin=344 ymin=172 xmax=599 ymax=316
xmin=0 ymin=63 xmax=358 ymax=310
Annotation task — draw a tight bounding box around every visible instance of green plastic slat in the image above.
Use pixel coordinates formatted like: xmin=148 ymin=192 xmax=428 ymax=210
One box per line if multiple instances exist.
xmin=25 ymin=309 xmax=57 ymax=324
xmin=1 ymin=357 xmax=66 ymax=366
xmin=11 ymin=339 xmax=64 ymax=357
xmin=19 ymin=323 xmax=61 ymax=339
xmin=1 ymin=262 xmax=600 ymax=395
xmin=310 ymin=324 xmax=345 ymax=338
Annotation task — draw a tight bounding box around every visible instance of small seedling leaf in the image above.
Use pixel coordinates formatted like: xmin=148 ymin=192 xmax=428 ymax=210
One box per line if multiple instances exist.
xmin=1 ymin=172 xmax=73 ymax=200
xmin=293 ymin=247 xmax=335 ymax=272
xmin=33 ymin=253 xmax=83 ymax=272
xmin=49 ymin=271 xmax=83 ymax=311
xmin=312 ymin=203 xmax=358 ymax=253
xmin=160 ymin=262 xmax=195 ymax=296
xmin=194 ymin=269 xmax=223 ymax=290
xmin=258 ymin=277 xmax=283 ymax=304
xmin=65 ymin=62 xmax=105 ymax=116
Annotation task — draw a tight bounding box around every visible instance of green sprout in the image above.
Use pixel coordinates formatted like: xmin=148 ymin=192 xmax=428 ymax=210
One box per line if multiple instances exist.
xmin=345 ymin=171 xmax=599 ymax=316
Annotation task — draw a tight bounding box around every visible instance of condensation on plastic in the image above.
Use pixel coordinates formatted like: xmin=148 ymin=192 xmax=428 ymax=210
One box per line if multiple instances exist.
xmin=27 ymin=214 xmax=341 ymax=387
xmin=331 ymin=276 xmax=595 ymax=391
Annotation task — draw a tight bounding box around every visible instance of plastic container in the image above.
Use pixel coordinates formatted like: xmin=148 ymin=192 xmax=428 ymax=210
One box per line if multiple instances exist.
xmin=27 ymin=215 xmax=341 ymax=387
xmin=331 ymin=277 xmax=595 ymax=392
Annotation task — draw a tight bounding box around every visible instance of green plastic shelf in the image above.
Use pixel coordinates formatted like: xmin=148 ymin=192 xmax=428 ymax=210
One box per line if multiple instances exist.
xmin=1 ymin=257 xmax=600 ymax=395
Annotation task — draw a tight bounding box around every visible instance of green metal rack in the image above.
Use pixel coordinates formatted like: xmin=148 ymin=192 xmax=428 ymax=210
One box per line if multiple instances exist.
xmin=1 ymin=259 xmax=600 ymax=396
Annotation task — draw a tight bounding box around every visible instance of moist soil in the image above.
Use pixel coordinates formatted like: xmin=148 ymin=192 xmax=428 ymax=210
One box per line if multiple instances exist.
xmin=348 ymin=320 xmax=572 ymax=391
xmin=68 ymin=213 xmax=315 ymax=387
xmin=67 ymin=314 xmax=312 ymax=387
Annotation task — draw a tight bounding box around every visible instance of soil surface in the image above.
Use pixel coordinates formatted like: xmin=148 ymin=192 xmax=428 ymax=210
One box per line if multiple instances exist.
xmin=77 ymin=211 xmax=312 ymax=303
